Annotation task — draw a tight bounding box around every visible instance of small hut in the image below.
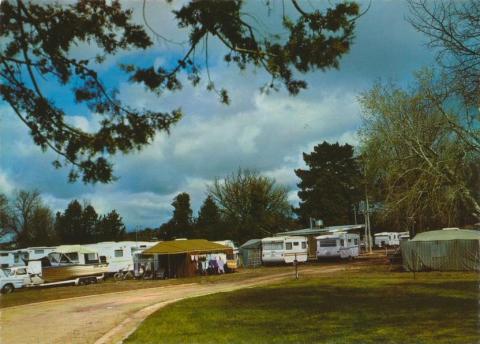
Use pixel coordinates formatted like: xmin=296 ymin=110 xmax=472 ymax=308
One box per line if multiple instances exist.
xmin=141 ymin=239 xmax=232 ymax=278
xmin=239 ymin=239 xmax=262 ymax=267
xmin=401 ymin=228 xmax=480 ymax=271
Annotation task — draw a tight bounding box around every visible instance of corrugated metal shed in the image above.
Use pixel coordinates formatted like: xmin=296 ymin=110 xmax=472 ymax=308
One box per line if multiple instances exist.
xmin=143 ymin=239 xmax=232 ymax=255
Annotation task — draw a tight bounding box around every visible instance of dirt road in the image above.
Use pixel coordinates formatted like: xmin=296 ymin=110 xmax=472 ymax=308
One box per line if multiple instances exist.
xmin=0 ymin=265 xmax=347 ymax=344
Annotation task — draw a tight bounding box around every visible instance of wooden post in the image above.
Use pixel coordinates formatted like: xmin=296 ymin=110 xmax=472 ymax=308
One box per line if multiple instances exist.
xmin=294 ymin=253 xmax=298 ymax=280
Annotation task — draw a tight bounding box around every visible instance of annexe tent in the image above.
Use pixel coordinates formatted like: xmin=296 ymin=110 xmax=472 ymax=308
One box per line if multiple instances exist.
xmin=401 ymin=229 xmax=480 ymax=271
xmin=141 ymin=239 xmax=233 ymax=278
xmin=239 ymin=239 xmax=262 ymax=267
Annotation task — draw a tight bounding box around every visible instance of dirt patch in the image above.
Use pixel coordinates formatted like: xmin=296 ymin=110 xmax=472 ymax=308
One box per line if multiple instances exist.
xmin=0 ymin=263 xmax=357 ymax=344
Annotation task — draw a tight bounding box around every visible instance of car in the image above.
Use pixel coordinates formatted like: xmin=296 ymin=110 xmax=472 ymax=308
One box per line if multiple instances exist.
xmin=0 ymin=268 xmax=26 ymax=294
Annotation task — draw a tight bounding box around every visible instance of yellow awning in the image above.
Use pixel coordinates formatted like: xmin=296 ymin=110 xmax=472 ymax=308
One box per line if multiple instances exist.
xmin=142 ymin=239 xmax=233 ymax=255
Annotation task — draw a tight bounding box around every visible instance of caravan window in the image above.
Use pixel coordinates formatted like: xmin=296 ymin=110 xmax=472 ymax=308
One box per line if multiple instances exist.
xmin=85 ymin=253 xmax=98 ymax=264
xmin=348 ymin=239 xmax=352 ymax=244
xmin=354 ymin=239 xmax=358 ymax=245
xmin=66 ymin=252 xmax=79 ymax=262
xmin=114 ymin=249 xmax=124 ymax=258
xmin=285 ymin=243 xmax=293 ymax=250
xmin=16 ymin=268 xmax=27 ymax=275
xmin=319 ymin=239 xmax=337 ymax=247
xmin=293 ymin=242 xmax=299 ymax=246
xmin=34 ymin=249 xmax=44 ymax=255
xmin=340 ymin=239 xmax=345 ymax=246
xmin=301 ymin=242 xmax=307 ymax=249
xmin=0 ymin=253 xmax=8 ymax=257
xmin=263 ymin=242 xmax=283 ymax=250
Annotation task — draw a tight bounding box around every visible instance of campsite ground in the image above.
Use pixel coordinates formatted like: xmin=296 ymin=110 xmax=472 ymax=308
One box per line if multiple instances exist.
xmin=126 ymin=264 xmax=479 ymax=344
xmin=1 ymin=258 xmax=478 ymax=344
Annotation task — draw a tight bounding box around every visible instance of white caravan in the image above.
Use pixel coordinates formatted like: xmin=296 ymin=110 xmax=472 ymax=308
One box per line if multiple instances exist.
xmin=0 ymin=251 xmax=15 ymax=268
xmin=261 ymin=236 xmax=308 ymax=264
xmin=0 ymin=247 xmax=56 ymax=268
xmin=316 ymin=233 xmax=360 ymax=259
xmin=85 ymin=241 xmax=157 ymax=273
xmin=374 ymin=232 xmax=401 ymax=247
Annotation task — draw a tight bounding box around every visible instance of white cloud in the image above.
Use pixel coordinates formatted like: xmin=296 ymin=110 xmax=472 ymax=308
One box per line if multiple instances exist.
xmin=0 ymin=170 xmax=15 ymax=196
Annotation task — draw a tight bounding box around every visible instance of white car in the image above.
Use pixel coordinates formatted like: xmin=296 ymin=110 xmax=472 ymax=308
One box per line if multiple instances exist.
xmin=1 ymin=268 xmax=26 ymax=294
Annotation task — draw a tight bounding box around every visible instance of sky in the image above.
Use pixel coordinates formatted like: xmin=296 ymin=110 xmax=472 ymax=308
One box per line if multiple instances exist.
xmin=0 ymin=0 xmax=436 ymax=230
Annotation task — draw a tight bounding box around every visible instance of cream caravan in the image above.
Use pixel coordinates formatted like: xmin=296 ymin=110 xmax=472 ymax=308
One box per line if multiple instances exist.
xmin=374 ymin=232 xmax=401 ymax=247
xmin=316 ymin=233 xmax=359 ymax=259
xmin=85 ymin=241 xmax=157 ymax=273
xmin=261 ymin=236 xmax=308 ymax=264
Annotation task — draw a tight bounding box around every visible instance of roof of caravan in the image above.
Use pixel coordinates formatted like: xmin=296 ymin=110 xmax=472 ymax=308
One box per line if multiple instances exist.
xmin=275 ymin=224 xmax=365 ymax=236
xmin=239 ymin=239 xmax=262 ymax=249
xmin=316 ymin=232 xmax=359 ymax=239
xmin=375 ymin=232 xmax=395 ymax=236
xmin=54 ymin=245 xmax=97 ymax=254
xmin=142 ymin=239 xmax=232 ymax=255
xmin=261 ymin=236 xmax=305 ymax=242
xmin=411 ymin=229 xmax=480 ymax=241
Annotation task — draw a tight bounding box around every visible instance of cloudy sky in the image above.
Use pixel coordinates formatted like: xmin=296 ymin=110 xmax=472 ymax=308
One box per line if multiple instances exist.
xmin=0 ymin=0 xmax=436 ymax=229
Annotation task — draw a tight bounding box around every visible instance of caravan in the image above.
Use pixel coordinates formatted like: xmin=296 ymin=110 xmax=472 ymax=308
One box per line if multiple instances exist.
xmin=0 ymin=247 xmax=56 ymax=268
xmin=261 ymin=236 xmax=308 ymax=264
xmin=316 ymin=233 xmax=360 ymax=259
xmin=374 ymin=232 xmax=401 ymax=247
xmin=85 ymin=241 xmax=157 ymax=274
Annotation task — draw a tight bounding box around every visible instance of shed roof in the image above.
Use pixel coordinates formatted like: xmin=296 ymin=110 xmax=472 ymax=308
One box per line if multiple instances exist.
xmin=142 ymin=239 xmax=232 ymax=255
xmin=239 ymin=239 xmax=262 ymax=249
xmin=412 ymin=229 xmax=480 ymax=241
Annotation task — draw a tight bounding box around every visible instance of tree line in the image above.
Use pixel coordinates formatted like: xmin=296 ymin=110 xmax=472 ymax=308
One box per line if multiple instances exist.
xmin=0 ymin=191 xmax=125 ymax=248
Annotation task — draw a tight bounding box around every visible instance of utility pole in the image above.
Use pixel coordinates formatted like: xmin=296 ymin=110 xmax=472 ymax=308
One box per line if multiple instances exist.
xmin=363 ymin=163 xmax=373 ymax=254
xmin=353 ymin=204 xmax=357 ymax=225
xmin=365 ymin=195 xmax=372 ymax=254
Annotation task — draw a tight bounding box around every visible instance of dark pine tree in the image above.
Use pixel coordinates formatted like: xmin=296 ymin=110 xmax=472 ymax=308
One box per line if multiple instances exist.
xmin=82 ymin=204 xmax=98 ymax=243
xmin=294 ymin=142 xmax=362 ymax=226
xmin=196 ymin=195 xmax=223 ymax=240
xmin=55 ymin=200 xmax=83 ymax=244
xmin=96 ymin=210 xmax=126 ymax=242
xmin=160 ymin=193 xmax=193 ymax=240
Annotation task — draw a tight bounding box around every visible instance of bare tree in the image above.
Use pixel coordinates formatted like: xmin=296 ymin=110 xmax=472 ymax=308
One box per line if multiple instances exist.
xmin=408 ymin=0 xmax=480 ymax=106
xmin=359 ymin=72 xmax=480 ymax=232
xmin=0 ymin=194 xmax=15 ymax=239
xmin=0 ymin=190 xmax=56 ymax=247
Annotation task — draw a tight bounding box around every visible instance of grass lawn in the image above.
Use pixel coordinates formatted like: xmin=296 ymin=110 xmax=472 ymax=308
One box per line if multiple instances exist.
xmin=126 ymin=267 xmax=479 ymax=344
xmin=0 ymin=264 xmax=316 ymax=309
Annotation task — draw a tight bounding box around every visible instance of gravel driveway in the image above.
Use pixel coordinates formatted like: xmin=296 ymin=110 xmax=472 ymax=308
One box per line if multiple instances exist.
xmin=1 ymin=265 xmax=346 ymax=344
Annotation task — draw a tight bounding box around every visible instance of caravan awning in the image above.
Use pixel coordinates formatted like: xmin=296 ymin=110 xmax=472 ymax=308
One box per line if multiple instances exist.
xmin=142 ymin=239 xmax=233 ymax=255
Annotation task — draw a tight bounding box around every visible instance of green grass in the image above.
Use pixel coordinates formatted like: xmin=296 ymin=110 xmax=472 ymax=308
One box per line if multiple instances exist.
xmin=0 ymin=264 xmax=313 ymax=309
xmin=126 ymin=268 xmax=479 ymax=344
